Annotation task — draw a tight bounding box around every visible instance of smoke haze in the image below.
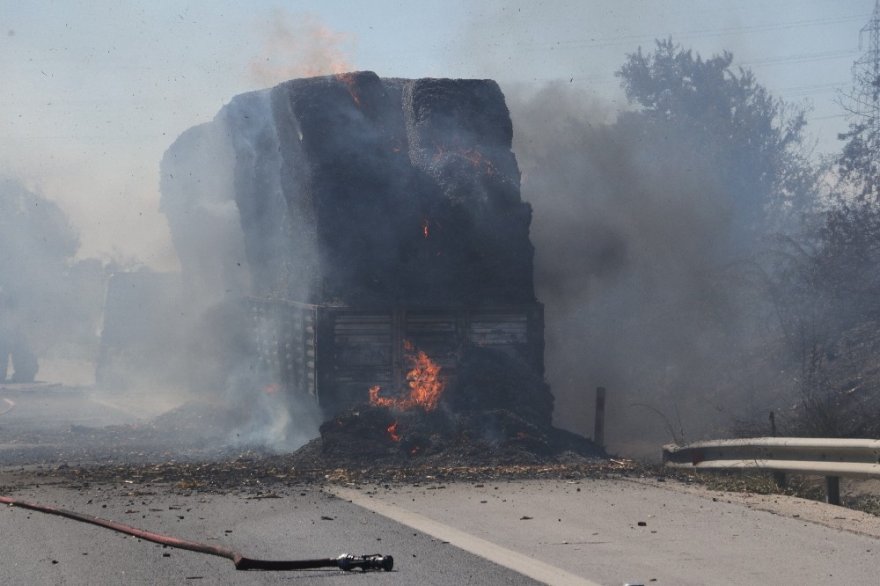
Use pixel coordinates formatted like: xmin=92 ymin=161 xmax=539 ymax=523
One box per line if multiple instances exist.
xmin=4 ymin=3 xmax=857 ymax=462
xmin=508 ymin=83 xmax=799 ymax=455
xmin=247 ymin=11 xmax=356 ymax=86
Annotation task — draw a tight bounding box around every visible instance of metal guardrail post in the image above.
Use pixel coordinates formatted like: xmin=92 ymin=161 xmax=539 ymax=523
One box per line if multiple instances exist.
xmin=594 ymin=386 xmax=606 ymax=448
xmin=772 ymin=471 xmax=787 ymax=489
xmin=826 ymin=476 xmax=841 ymax=505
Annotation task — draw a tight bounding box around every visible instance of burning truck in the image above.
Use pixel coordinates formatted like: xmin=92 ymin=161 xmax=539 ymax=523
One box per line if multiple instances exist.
xmin=131 ymin=71 xmax=598 ymax=459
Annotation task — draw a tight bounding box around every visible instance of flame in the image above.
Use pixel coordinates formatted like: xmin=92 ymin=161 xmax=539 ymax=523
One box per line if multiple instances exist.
xmin=369 ymin=342 xmax=444 ymax=412
xmin=369 ymin=385 xmax=394 ymax=409
xmin=335 ymin=72 xmax=361 ymax=106
xmin=247 ymin=12 xmax=354 ymax=85
xmin=430 ymin=145 xmax=496 ymax=176
xmin=263 ymin=383 xmax=281 ymax=395
xmin=422 ymin=218 xmax=430 ymax=239
xmin=461 ymin=149 xmax=496 ymax=175
xmin=405 ymin=350 xmax=444 ymax=411
xmin=386 ymin=421 xmax=401 ymax=442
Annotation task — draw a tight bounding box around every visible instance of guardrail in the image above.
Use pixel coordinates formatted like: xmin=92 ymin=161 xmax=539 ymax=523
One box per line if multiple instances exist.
xmin=662 ymin=437 xmax=880 ymax=505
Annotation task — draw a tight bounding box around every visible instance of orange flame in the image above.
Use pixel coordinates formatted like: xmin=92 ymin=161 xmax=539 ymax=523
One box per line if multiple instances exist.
xmin=335 ymin=72 xmax=361 ymax=106
xmin=422 ymin=218 xmax=430 ymax=239
xmin=461 ymin=149 xmax=496 ymax=175
xmin=387 ymin=421 xmax=401 ymax=442
xmin=247 ymin=12 xmax=354 ymax=85
xmin=405 ymin=350 xmax=443 ymax=411
xmin=430 ymin=145 xmax=495 ymax=176
xmin=369 ymin=343 xmax=444 ymax=412
xmin=369 ymin=385 xmax=393 ymax=409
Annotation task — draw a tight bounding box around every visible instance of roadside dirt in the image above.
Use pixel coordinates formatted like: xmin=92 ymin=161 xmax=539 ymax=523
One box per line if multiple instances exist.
xmin=626 ymin=475 xmax=880 ymax=539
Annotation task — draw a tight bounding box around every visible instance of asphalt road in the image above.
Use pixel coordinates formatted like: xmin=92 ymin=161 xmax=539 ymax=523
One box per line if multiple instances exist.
xmin=330 ymin=478 xmax=880 ymax=586
xmin=0 ymin=385 xmax=220 ymax=465
xmin=0 ymin=484 xmax=539 ymax=586
xmin=0 ymin=385 xmax=182 ymax=433
xmin=2 ymin=387 xmax=879 ymax=585
xmin=1 ymin=477 xmax=878 ymax=585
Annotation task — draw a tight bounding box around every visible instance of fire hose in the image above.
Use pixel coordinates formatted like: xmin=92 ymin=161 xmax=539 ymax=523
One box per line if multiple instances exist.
xmin=0 ymin=495 xmax=393 ymax=572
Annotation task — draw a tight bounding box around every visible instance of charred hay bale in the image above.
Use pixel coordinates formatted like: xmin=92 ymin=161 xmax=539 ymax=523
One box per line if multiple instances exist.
xmin=546 ymin=427 xmax=606 ymax=458
xmin=456 ymin=408 xmax=553 ymax=455
xmin=320 ymin=406 xmax=397 ymax=457
xmin=164 ymin=72 xmax=537 ymax=308
xmin=406 ymin=78 xmax=513 ymax=150
xmin=444 ymin=345 xmax=553 ymax=428
xmin=320 ymin=404 xmax=459 ymax=459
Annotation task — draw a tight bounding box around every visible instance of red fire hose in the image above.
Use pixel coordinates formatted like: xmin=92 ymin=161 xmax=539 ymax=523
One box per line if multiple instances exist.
xmin=0 ymin=495 xmax=393 ymax=572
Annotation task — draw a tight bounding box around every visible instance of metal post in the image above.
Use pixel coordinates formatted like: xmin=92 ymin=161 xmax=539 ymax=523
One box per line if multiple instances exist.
xmin=825 ymin=476 xmax=841 ymax=506
xmin=772 ymin=471 xmax=787 ymax=489
xmin=594 ymin=386 xmax=606 ymax=448
xmin=768 ymin=412 xmax=785 ymax=488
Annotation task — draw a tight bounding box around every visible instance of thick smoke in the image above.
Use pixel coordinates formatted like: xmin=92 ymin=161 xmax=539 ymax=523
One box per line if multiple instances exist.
xmin=508 ymin=84 xmax=797 ymax=456
xmin=0 ymin=178 xmax=106 ymax=385
xmin=154 ymin=86 xmax=320 ymax=452
xmin=153 ymin=72 xmax=801 ymax=458
xmin=82 ymin=13 xmax=358 ymax=453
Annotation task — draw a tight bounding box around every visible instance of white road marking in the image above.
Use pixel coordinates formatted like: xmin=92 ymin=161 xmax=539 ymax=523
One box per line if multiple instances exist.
xmin=0 ymin=398 xmax=15 ymax=416
xmin=327 ymin=486 xmax=601 ymax=586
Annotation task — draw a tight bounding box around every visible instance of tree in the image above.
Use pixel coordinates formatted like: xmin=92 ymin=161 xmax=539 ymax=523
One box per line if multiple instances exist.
xmin=837 ymin=1 xmax=880 ymax=203
xmin=0 ymin=178 xmax=85 ymax=371
xmin=760 ymin=3 xmax=880 ymax=436
xmin=514 ymin=40 xmax=820 ymax=443
xmin=617 ymin=39 xmax=816 ymax=247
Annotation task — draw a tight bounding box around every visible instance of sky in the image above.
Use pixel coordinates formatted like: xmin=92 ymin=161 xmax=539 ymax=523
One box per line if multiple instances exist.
xmin=1 ymin=0 xmax=875 ymax=267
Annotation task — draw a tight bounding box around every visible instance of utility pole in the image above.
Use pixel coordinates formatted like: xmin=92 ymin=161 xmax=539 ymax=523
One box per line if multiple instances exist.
xmin=851 ymin=1 xmax=880 ymax=128
xmin=841 ymin=1 xmax=880 ymax=198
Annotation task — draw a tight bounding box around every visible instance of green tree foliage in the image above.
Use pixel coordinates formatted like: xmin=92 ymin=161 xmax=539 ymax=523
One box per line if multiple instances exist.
xmin=0 ymin=178 xmax=79 ymax=285
xmin=816 ymin=48 xmax=880 ymax=325
xmin=760 ymin=41 xmax=880 ymax=437
xmin=838 ymin=122 xmax=880 ymax=201
xmin=0 ymin=178 xmax=99 ymax=358
xmin=617 ymin=39 xmax=816 ymax=245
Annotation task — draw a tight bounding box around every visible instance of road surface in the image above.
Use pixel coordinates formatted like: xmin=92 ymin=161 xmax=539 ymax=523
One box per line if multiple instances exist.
xmin=1 ymin=476 xmax=878 ymax=585
xmin=1 ymin=387 xmax=878 ymax=584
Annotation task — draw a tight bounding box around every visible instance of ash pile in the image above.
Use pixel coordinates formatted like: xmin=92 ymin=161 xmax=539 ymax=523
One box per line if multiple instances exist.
xmin=315 ymin=343 xmax=601 ymax=466
xmin=159 ymin=71 xmax=601 ymax=464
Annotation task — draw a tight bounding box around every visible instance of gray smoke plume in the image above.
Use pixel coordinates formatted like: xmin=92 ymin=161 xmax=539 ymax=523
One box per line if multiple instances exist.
xmin=0 ymin=177 xmax=107 ymax=384
xmin=508 ymin=83 xmax=799 ymax=457
xmin=157 ymin=91 xmax=319 ymax=451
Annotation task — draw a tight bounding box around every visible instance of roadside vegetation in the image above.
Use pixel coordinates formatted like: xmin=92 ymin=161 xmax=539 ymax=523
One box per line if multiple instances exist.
xmin=530 ymin=36 xmax=880 ymax=442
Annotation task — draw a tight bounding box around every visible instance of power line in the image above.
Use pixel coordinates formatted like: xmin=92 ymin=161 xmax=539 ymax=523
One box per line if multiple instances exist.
xmin=547 ymin=13 xmax=870 ymax=51
xmin=808 ymin=113 xmax=849 ymax=121
xmin=849 ymin=0 xmax=880 ymax=133
xmin=741 ymin=49 xmax=858 ymax=68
